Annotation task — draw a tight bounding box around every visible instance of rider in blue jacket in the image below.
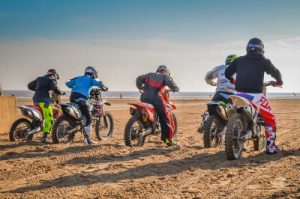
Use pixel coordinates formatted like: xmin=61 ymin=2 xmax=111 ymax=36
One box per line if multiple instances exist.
xmin=66 ymin=66 xmax=108 ymax=145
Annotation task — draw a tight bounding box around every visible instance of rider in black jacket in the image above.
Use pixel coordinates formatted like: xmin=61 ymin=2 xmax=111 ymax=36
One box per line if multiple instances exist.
xmin=28 ymin=69 xmax=64 ymax=143
xmin=225 ymin=38 xmax=283 ymax=154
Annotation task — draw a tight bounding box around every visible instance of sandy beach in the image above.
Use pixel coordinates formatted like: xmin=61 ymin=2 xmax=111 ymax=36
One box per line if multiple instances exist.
xmin=0 ymin=99 xmax=299 ymax=198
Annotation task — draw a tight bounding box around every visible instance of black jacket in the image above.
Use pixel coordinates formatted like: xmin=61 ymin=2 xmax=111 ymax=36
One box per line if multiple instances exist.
xmin=28 ymin=75 xmax=63 ymax=105
xmin=225 ymin=53 xmax=283 ymax=93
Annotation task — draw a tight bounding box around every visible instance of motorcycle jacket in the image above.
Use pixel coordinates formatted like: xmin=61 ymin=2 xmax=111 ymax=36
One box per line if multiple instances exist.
xmin=205 ymin=64 xmax=235 ymax=93
xmin=225 ymin=53 xmax=283 ymax=93
xmin=28 ymin=75 xmax=63 ymax=106
xmin=136 ymin=72 xmax=179 ymax=98
xmin=66 ymin=75 xmax=106 ymax=98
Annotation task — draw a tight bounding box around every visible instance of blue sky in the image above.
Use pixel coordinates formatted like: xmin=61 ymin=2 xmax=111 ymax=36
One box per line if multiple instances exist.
xmin=0 ymin=0 xmax=300 ymax=91
xmin=1 ymin=0 xmax=300 ymax=41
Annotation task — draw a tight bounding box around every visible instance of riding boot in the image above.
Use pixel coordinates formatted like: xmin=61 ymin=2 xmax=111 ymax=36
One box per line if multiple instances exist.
xmin=83 ymin=125 xmax=98 ymax=145
xmin=41 ymin=132 xmax=49 ymax=144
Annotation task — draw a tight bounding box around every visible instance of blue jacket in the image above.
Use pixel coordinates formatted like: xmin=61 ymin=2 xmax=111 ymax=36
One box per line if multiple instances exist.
xmin=66 ymin=75 xmax=106 ymax=98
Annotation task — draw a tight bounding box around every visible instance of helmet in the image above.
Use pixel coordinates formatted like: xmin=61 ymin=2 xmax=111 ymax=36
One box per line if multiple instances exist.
xmin=47 ymin=69 xmax=59 ymax=80
xmin=225 ymin=54 xmax=238 ymax=65
xmin=246 ymin=38 xmax=264 ymax=54
xmin=84 ymin=66 xmax=98 ymax=79
xmin=156 ymin=65 xmax=170 ymax=76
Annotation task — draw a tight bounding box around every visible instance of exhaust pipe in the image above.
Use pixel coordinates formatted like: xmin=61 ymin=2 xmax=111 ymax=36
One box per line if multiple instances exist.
xmin=141 ymin=128 xmax=153 ymax=137
xmin=27 ymin=127 xmax=41 ymax=135
xmin=240 ymin=130 xmax=252 ymax=140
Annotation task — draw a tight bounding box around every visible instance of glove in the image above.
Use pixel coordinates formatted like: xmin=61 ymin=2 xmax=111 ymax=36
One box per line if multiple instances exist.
xmin=230 ymin=79 xmax=236 ymax=84
xmin=272 ymin=81 xmax=283 ymax=87
xmin=209 ymin=81 xmax=216 ymax=86
xmin=102 ymin=86 xmax=108 ymax=91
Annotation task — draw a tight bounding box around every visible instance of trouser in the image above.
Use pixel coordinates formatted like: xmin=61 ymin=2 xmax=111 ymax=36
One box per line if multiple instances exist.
xmin=236 ymin=92 xmax=277 ymax=151
xmin=211 ymin=91 xmax=233 ymax=103
xmin=36 ymin=102 xmax=53 ymax=134
xmin=70 ymin=92 xmax=91 ymax=127
xmin=141 ymin=93 xmax=174 ymax=142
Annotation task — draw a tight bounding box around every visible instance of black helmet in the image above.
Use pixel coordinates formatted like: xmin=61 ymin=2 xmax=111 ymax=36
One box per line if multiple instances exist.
xmin=156 ymin=65 xmax=170 ymax=76
xmin=246 ymin=38 xmax=264 ymax=54
xmin=84 ymin=66 xmax=98 ymax=79
xmin=47 ymin=69 xmax=59 ymax=80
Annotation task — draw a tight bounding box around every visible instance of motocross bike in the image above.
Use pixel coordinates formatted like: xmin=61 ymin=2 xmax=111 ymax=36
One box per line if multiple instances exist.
xmin=224 ymin=81 xmax=279 ymax=160
xmin=52 ymin=88 xmax=114 ymax=144
xmin=202 ymin=96 xmax=230 ymax=148
xmin=9 ymin=102 xmax=62 ymax=142
xmin=124 ymin=88 xmax=177 ymax=147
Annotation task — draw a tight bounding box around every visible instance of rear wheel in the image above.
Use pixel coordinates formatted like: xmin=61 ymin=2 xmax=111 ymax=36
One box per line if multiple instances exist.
xmin=203 ymin=116 xmax=214 ymax=148
xmin=124 ymin=115 xmax=145 ymax=147
xmin=52 ymin=116 xmax=75 ymax=144
xmin=9 ymin=118 xmax=34 ymax=142
xmin=95 ymin=111 xmax=114 ymax=141
xmin=225 ymin=113 xmax=245 ymax=160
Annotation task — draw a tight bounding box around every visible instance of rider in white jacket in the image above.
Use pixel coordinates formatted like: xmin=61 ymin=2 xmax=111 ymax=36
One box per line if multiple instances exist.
xmin=198 ymin=54 xmax=237 ymax=132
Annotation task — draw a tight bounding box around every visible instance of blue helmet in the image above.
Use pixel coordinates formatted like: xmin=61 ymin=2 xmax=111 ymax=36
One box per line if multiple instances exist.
xmin=246 ymin=38 xmax=264 ymax=55
xmin=84 ymin=66 xmax=98 ymax=79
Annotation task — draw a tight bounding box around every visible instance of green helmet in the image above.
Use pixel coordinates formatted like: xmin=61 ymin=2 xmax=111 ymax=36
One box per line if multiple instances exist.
xmin=225 ymin=54 xmax=238 ymax=65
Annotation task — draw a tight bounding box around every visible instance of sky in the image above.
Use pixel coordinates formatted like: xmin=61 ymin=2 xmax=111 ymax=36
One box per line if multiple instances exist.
xmin=0 ymin=0 xmax=299 ymax=92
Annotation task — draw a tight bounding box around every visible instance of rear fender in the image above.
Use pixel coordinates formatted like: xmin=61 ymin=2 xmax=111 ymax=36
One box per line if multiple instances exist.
xmin=229 ymin=95 xmax=257 ymax=120
xmin=18 ymin=106 xmax=43 ymax=121
xmin=60 ymin=103 xmax=82 ymax=120
xmin=129 ymin=102 xmax=156 ymax=122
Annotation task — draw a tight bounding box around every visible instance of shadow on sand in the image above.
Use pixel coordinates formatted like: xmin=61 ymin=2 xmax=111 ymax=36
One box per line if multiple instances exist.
xmin=6 ymin=148 xmax=299 ymax=193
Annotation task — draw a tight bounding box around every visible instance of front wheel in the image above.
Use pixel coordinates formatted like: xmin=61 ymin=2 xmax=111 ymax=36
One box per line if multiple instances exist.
xmin=9 ymin=118 xmax=34 ymax=142
xmin=95 ymin=111 xmax=114 ymax=141
xmin=124 ymin=115 xmax=145 ymax=147
xmin=225 ymin=113 xmax=245 ymax=160
xmin=52 ymin=115 xmax=76 ymax=144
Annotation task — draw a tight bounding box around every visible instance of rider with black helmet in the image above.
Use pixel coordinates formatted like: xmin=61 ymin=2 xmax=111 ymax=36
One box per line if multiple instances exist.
xmin=136 ymin=65 xmax=179 ymax=146
xmin=225 ymin=38 xmax=283 ymax=154
xmin=28 ymin=69 xmax=64 ymax=143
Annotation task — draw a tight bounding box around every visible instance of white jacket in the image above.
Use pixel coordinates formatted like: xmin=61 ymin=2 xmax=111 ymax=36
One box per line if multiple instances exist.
xmin=205 ymin=64 xmax=235 ymax=93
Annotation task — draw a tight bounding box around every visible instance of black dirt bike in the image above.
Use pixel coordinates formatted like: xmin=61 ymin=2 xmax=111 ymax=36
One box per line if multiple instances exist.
xmin=203 ymin=98 xmax=229 ymax=148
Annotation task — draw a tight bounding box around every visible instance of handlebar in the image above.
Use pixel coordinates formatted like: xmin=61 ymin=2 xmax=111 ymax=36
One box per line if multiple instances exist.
xmin=264 ymin=81 xmax=282 ymax=87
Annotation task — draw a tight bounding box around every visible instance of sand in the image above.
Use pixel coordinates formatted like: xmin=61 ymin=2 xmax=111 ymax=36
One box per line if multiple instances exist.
xmin=0 ymin=99 xmax=299 ymax=198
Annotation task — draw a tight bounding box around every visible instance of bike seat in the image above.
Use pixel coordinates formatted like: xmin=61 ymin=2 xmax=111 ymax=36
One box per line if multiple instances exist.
xmin=142 ymin=103 xmax=155 ymax=109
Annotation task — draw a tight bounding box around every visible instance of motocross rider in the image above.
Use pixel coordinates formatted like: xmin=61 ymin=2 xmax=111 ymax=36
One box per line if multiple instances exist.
xmin=198 ymin=55 xmax=237 ymax=133
xmin=65 ymin=66 xmax=108 ymax=145
xmin=28 ymin=69 xmax=64 ymax=143
xmin=225 ymin=38 xmax=283 ymax=154
xmin=136 ymin=65 xmax=179 ymax=146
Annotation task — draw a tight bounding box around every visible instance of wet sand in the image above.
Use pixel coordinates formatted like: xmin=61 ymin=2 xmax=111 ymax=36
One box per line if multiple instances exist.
xmin=0 ymin=99 xmax=299 ymax=198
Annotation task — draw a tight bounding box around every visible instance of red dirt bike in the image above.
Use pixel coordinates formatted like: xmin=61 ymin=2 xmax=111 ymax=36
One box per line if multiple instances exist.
xmin=225 ymin=81 xmax=280 ymax=160
xmin=9 ymin=103 xmax=62 ymax=142
xmin=124 ymin=88 xmax=177 ymax=147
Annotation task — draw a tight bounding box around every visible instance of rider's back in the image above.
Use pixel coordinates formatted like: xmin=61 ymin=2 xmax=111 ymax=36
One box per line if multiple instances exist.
xmin=136 ymin=72 xmax=178 ymax=101
xmin=29 ymin=75 xmax=54 ymax=103
xmin=66 ymin=75 xmax=102 ymax=98
xmin=226 ymin=54 xmax=282 ymax=93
